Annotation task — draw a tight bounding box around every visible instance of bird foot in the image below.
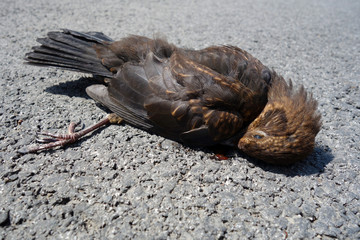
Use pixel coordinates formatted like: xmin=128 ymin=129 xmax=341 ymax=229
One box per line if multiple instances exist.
xmin=18 ymin=115 xmax=119 ymax=154
xmin=18 ymin=121 xmax=87 ymax=154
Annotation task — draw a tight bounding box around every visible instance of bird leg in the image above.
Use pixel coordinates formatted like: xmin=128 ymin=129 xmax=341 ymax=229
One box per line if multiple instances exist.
xmin=19 ymin=113 xmax=123 ymax=154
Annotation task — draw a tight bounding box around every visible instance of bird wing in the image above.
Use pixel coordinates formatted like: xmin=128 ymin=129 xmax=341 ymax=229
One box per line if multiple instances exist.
xmin=88 ymin=39 xmax=271 ymax=146
xmin=142 ymin=50 xmax=259 ymax=145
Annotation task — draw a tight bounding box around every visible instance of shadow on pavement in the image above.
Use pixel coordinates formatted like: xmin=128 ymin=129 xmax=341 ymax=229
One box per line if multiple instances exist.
xmin=45 ymin=77 xmax=103 ymax=99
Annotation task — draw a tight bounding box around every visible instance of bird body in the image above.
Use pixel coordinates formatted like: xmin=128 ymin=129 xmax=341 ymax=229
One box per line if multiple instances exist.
xmin=25 ymin=29 xmax=321 ymax=165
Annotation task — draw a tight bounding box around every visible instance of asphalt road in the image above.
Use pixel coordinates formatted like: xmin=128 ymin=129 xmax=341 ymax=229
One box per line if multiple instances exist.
xmin=1 ymin=0 xmax=359 ymax=239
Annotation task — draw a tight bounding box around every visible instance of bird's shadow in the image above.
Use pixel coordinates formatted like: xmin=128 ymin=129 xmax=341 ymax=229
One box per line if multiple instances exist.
xmin=241 ymin=145 xmax=333 ymax=176
xmin=45 ymin=76 xmax=102 ymax=99
xmin=204 ymin=144 xmax=333 ymax=176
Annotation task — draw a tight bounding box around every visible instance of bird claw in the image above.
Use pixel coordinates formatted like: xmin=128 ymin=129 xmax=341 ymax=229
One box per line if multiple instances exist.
xmin=35 ymin=131 xmax=73 ymax=143
xmin=36 ymin=137 xmax=58 ymax=143
xmin=37 ymin=131 xmax=61 ymax=138
xmin=71 ymin=121 xmax=85 ymax=131
xmin=35 ymin=128 xmax=76 ymax=143
xmin=19 ymin=122 xmax=84 ymax=154
xmin=35 ymin=120 xmax=84 ymax=141
xmin=18 ymin=116 xmax=113 ymax=154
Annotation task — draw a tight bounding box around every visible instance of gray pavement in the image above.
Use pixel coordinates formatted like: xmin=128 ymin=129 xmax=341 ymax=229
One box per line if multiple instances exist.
xmin=1 ymin=0 xmax=359 ymax=239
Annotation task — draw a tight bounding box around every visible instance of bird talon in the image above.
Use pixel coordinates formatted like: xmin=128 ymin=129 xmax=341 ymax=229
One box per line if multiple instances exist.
xmin=38 ymin=132 xmax=62 ymax=139
xmin=68 ymin=121 xmax=84 ymax=134
xmin=36 ymin=137 xmax=58 ymax=143
xmin=77 ymin=123 xmax=85 ymax=131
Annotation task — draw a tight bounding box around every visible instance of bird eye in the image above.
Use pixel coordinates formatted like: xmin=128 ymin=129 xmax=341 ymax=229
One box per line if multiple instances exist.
xmin=262 ymin=69 xmax=272 ymax=84
xmin=253 ymin=134 xmax=263 ymax=139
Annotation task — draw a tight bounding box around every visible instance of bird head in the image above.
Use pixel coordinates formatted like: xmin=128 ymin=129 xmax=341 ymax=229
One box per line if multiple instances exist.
xmin=238 ymin=73 xmax=322 ymax=165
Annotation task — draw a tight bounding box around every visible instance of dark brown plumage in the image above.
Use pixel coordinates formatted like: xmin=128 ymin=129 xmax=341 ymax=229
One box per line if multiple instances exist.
xmin=23 ymin=29 xmax=321 ymax=165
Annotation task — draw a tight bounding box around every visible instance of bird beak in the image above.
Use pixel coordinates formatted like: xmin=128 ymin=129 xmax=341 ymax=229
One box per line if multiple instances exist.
xmin=236 ymin=128 xmax=249 ymax=150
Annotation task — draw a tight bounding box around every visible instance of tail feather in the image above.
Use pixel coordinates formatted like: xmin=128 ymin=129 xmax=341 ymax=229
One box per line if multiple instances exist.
xmin=25 ymin=52 xmax=108 ymax=75
xmin=36 ymin=37 xmax=89 ymax=56
xmin=29 ymin=44 xmax=100 ymax=65
xmin=25 ymin=29 xmax=114 ymax=77
xmin=47 ymin=31 xmax=96 ymax=49
xmin=62 ymin=29 xmax=114 ymax=42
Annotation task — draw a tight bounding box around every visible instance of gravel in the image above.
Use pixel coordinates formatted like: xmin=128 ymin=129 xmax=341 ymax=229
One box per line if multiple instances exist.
xmin=1 ymin=0 xmax=359 ymax=239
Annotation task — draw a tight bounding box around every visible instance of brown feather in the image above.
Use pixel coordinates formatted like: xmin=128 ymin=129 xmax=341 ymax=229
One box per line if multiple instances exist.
xmin=238 ymin=73 xmax=322 ymax=165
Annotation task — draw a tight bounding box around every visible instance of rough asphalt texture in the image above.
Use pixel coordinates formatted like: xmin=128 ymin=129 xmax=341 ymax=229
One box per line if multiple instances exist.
xmin=1 ymin=0 xmax=359 ymax=239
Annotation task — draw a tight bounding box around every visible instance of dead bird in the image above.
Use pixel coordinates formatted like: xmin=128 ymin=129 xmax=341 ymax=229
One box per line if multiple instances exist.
xmin=22 ymin=29 xmax=321 ymax=165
